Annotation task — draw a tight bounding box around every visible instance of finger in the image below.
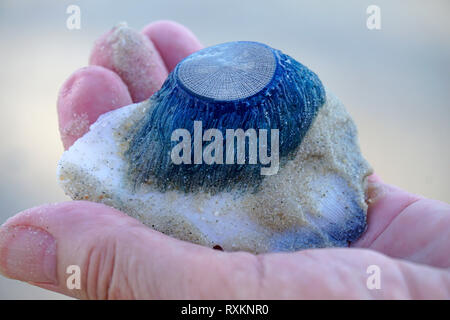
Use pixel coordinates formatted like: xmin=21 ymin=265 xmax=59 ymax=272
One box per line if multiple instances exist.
xmin=0 ymin=203 xmax=448 ymax=299
xmin=258 ymin=248 xmax=450 ymax=299
xmin=354 ymin=174 xmax=421 ymax=247
xmin=0 ymin=202 xmax=260 ymax=299
xmin=57 ymin=65 xmax=132 ymax=149
xmin=141 ymin=20 xmax=203 ymax=72
xmin=354 ymin=175 xmax=450 ymax=268
xmin=89 ymin=23 xmax=168 ymax=103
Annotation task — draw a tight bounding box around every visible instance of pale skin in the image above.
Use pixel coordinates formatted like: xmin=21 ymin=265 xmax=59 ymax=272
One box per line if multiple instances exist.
xmin=0 ymin=20 xmax=449 ymax=299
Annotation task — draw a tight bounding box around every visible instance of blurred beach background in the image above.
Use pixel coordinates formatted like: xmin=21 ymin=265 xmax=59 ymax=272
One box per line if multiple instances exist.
xmin=0 ymin=0 xmax=449 ymax=299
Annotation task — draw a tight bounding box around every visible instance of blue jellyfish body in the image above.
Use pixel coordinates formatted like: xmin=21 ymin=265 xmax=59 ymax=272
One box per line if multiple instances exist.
xmin=125 ymin=41 xmax=326 ymax=193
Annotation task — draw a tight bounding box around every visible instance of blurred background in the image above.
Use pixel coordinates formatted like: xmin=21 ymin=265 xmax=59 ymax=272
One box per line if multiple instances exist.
xmin=0 ymin=0 xmax=448 ymax=299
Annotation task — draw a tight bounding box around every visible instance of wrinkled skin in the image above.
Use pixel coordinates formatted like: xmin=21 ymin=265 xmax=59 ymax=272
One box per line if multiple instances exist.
xmin=0 ymin=20 xmax=449 ymax=299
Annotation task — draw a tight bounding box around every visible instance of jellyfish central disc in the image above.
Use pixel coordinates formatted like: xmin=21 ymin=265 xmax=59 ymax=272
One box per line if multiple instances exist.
xmin=176 ymin=41 xmax=277 ymax=101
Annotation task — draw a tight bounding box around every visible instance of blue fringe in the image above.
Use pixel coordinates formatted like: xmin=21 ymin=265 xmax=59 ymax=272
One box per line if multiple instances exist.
xmin=125 ymin=43 xmax=325 ymax=193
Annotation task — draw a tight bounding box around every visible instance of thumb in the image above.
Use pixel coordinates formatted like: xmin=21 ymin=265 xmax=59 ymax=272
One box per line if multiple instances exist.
xmin=0 ymin=201 xmax=259 ymax=299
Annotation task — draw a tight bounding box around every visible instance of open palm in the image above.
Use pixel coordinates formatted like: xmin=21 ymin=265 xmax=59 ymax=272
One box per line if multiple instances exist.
xmin=0 ymin=20 xmax=448 ymax=299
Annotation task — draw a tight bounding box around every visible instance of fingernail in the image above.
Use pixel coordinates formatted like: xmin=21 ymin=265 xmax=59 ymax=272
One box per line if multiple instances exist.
xmin=0 ymin=225 xmax=57 ymax=284
xmin=366 ymin=178 xmax=386 ymax=207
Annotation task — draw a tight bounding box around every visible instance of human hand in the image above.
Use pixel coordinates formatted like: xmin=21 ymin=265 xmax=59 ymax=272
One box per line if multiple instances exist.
xmin=0 ymin=20 xmax=448 ymax=300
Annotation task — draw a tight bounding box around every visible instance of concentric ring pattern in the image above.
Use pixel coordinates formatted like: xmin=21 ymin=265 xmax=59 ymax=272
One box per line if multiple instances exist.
xmin=177 ymin=41 xmax=277 ymax=101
